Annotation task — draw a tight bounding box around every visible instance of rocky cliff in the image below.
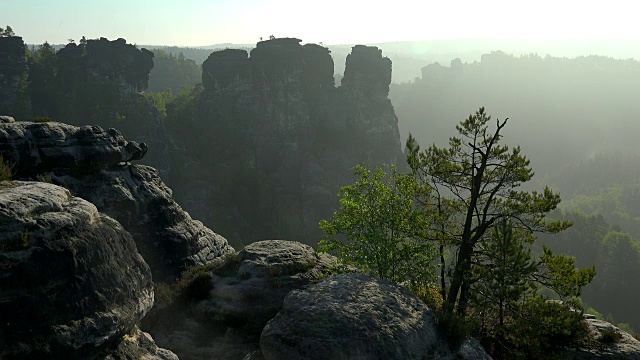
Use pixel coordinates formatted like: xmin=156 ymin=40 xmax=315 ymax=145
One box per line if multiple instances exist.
xmin=0 ymin=120 xmax=234 ymax=281
xmin=0 ymin=181 xmax=175 ymax=359
xmin=172 ymin=38 xmax=404 ymax=246
xmin=0 ymin=36 xmax=29 ymax=118
xmin=24 ymin=37 xmax=176 ymax=173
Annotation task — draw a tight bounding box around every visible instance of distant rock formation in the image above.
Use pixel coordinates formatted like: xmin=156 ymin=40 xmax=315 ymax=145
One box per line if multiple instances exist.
xmin=0 ymin=120 xmax=234 ymax=281
xmin=0 ymin=182 xmax=175 ymax=359
xmin=0 ymin=36 xmax=29 ymax=118
xmin=421 ymin=58 xmax=464 ymax=82
xmin=57 ymin=37 xmax=154 ymax=92
xmin=174 ymin=38 xmax=404 ymax=246
xmin=24 ymin=37 xmax=176 ymax=173
xmin=260 ymin=273 xmax=492 ymax=360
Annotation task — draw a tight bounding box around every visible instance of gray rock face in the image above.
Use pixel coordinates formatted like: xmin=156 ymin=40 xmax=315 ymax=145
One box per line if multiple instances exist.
xmin=52 ymin=164 xmax=234 ymax=281
xmin=175 ymin=39 xmax=404 ymax=248
xmin=0 ymin=115 xmax=15 ymax=123
xmin=260 ymin=273 xmax=491 ymax=360
xmin=147 ymin=240 xmax=334 ymax=360
xmin=0 ymin=182 xmax=154 ymax=359
xmin=561 ymin=318 xmax=640 ymax=359
xmin=0 ymin=37 xmax=29 ymax=118
xmin=106 ymin=326 xmax=179 ymax=360
xmin=202 ymin=240 xmax=335 ymax=332
xmin=0 ymin=121 xmax=233 ymax=281
xmin=0 ymin=121 xmax=147 ymax=176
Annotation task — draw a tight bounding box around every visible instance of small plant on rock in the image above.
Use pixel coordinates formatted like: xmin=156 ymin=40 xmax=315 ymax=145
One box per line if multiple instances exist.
xmin=0 ymin=155 xmax=14 ymax=182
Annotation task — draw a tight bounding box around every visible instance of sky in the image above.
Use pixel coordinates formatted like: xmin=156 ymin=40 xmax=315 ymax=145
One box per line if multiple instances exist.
xmin=3 ymin=0 xmax=640 ymax=46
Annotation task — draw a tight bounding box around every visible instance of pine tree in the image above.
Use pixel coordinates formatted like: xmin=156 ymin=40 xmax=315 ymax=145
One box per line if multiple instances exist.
xmin=406 ymin=107 xmax=572 ymax=316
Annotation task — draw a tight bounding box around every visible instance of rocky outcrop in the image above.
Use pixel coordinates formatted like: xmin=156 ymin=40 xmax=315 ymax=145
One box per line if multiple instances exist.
xmin=0 ymin=182 xmax=156 ymax=358
xmin=0 ymin=120 xmax=234 ymax=281
xmin=174 ymin=38 xmax=404 ymax=247
xmin=0 ymin=121 xmax=147 ymax=176
xmin=25 ymin=37 xmax=174 ymax=173
xmin=200 ymin=240 xmax=334 ymax=332
xmin=106 ymin=326 xmax=178 ymax=360
xmin=0 ymin=36 xmax=29 ymax=118
xmin=260 ymin=273 xmax=491 ymax=360
xmin=56 ymin=37 xmax=153 ymax=93
xmin=561 ymin=316 xmax=640 ymax=359
xmin=52 ymin=164 xmax=233 ymax=281
xmin=146 ymin=240 xmax=334 ymax=360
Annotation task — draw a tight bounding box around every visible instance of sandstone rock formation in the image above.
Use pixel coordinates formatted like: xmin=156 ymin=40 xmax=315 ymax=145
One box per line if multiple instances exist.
xmin=25 ymin=37 xmax=175 ymax=173
xmin=561 ymin=316 xmax=640 ymax=359
xmin=0 ymin=182 xmax=172 ymax=359
xmin=0 ymin=121 xmax=147 ymax=176
xmin=0 ymin=36 xmax=29 ymax=118
xmin=260 ymin=273 xmax=492 ymax=360
xmin=0 ymin=120 xmax=234 ymax=281
xmin=146 ymin=240 xmax=335 ymax=360
xmin=174 ymin=38 xmax=404 ymax=247
xmin=106 ymin=326 xmax=179 ymax=360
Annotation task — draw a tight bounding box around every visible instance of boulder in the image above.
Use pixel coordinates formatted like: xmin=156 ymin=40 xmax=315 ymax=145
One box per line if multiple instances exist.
xmin=561 ymin=317 xmax=640 ymax=359
xmin=0 ymin=115 xmax=15 ymax=123
xmin=51 ymin=164 xmax=234 ymax=282
xmin=260 ymin=273 xmax=491 ymax=360
xmin=0 ymin=121 xmax=147 ymax=176
xmin=201 ymin=240 xmax=335 ymax=332
xmin=0 ymin=121 xmax=234 ymax=282
xmin=146 ymin=240 xmax=334 ymax=360
xmin=106 ymin=326 xmax=179 ymax=360
xmin=0 ymin=182 xmax=153 ymax=359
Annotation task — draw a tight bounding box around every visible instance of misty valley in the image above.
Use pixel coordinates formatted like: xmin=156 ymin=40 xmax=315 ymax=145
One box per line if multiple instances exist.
xmin=1 ymin=25 xmax=640 ymax=360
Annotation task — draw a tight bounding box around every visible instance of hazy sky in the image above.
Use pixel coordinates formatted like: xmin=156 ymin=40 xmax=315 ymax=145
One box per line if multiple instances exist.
xmin=3 ymin=0 xmax=640 ymax=46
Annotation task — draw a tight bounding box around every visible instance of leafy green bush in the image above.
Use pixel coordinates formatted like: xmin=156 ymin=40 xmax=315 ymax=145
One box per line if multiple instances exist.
xmin=599 ymin=328 xmax=623 ymax=343
xmin=33 ymin=116 xmax=52 ymax=123
xmin=483 ymin=296 xmax=590 ymax=360
xmin=319 ymin=164 xmax=437 ymax=293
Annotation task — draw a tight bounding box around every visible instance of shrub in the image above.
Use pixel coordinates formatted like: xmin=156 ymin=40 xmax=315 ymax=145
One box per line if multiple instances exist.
xmin=33 ymin=116 xmax=52 ymax=123
xmin=0 ymin=155 xmax=13 ymax=182
xmin=490 ymin=296 xmax=590 ymax=359
xmin=599 ymin=328 xmax=623 ymax=343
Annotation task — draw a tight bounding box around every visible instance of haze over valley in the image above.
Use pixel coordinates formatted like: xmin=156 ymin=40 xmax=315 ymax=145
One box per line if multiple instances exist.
xmin=2 ymin=1 xmax=640 ymax=359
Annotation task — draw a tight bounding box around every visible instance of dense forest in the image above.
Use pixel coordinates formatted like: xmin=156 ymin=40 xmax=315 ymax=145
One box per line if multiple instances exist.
xmin=3 ymin=29 xmax=640 ymax=359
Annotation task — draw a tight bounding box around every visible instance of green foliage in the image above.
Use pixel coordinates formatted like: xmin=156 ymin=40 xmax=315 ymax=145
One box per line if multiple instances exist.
xmin=472 ymin=219 xmax=537 ymax=327
xmin=147 ymin=49 xmax=201 ymax=94
xmin=406 ymin=107 xmax=572 ymax=316
xmin=0 ymin=25 xmax=15 ymax=37
xmin=319 ymin=164 xmax=437 ymax=292
xmin=616 ymin=323 xmax=636 ymax=336
xmin=146 ymin=88 xmax=173 ymax=120
xmin=165 ymin=261 xmax=218 ymax=306
xmin=599 ymin=328 xmax=623 ymax=343
xmin=493 ymin=296 xmax=589 ymax=360
xmin=537 ymin=246 xmax=596 ymax=299
xmin=28 ymin=42 xmax=60 ymax=119
xmin=0 ymin=155 xmax=14 ymax=182
xmin=36 ymin=172 xmax=53 ymax=183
